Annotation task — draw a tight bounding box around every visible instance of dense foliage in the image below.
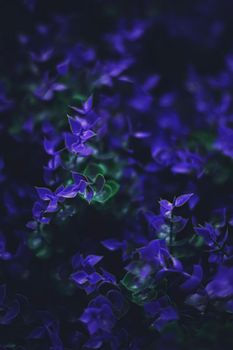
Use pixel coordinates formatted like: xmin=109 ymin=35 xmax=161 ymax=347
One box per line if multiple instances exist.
xmin=1 ymin=1 xmax=233 ymax=349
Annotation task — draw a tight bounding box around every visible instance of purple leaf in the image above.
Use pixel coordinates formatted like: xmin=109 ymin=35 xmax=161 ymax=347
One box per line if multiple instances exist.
xmin=180 ymin=265 xmax=203 ymax=293
xmin=26 ymin=221 xmax=37 ymax=230
xmin=84 ymin=338 xmax=103 ymax=349
xmin=43 ymin=138 xmax=57 ymax=155
xmin=138 ymin=240 xmax=160 ymax=262
xmin=68 ymin=116 xmax=82 ymax=134
xmin=0 ymin=300 xmax=20 ymax=325
xmin=83 ymin=95 xmax=93 ymax=113
xmin=56 ymin=60 xmax=69 ymax=75
xmin=78 ymin=180 xmax=88 ymax=194
xmin=35 ymin=187 xmax=53 ymax=200
xmin=32 ymin=201 xmax=44 ymax=219
xmin=28 ymin=326 xmax=46 ymax=339
xmin=71 ymin=252 xmax=81 ymax=269
xmin=101 ymin=239 xmax=122 ymax=251
xmin=206 ymin=266 xmax=233 ymax=298
xmin=81 ymin=129 xmax=96 ymax=141
xmin=72 ymin=143 xmax=93 ymax=156
xmin=159 ymin=199 xmax=173 ymax=211
xmin=84 ymin=255 xmax=103 ymax=267
xmin=100 ymin=268 xmax=116 ymax=284
xmin=132 ymin=131 xmax=151 ymax=139
xmin=71 ymin=271 xmax=88 ymax=285
xmin=30 ymin=49 xmax=53 ymax=63
xmin=52 ymin=83 xmax=67 ymax=91
xmin=64 ymin=132 xmax=77 ymax=152
xmin=194 ymin=224 xmax=216 ymax=245
xmin=46 ymin=197 xmax=58 ymax=212
xmin=159 ymin=199 xmax=173 ymax=216
xmin=152 ymin=306 xmax=178 ymax=332
xmin=56 ymin=184 xmax=79 ymax=199
xmin=85 ymin=186 xmax=94 ymax=203
xmin=72 ymin=172 xmax=87 ymax=185
xmin=144 ymin=211 xmax=164 ymax=231
xmin=88 ymin=272 xmax=103 ymax=285
xmin=174 ymin=193 xmax=194 ymax=207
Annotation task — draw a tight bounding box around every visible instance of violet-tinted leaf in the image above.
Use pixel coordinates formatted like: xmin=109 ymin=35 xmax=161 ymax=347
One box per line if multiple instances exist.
xmin=35 ymin=187 xmax=53 ymax=200
xmin=152 ymin=306 xmax=178 ymax=332
xmin=56 ymin=60 xmax=69 ymax=75
xmin=85 ymin=186 xmax=94 ymax=203
xmin=56 ymin=184 xmax=79 ymax=198
xmin=68 ymin=116 xmax=82 ymax=134
xmin=0 ymin=300 xmax=20 ymax=325
xmin=159 ymin=199 xmax=173 ymax=212
xmin=44 ymin=138 xmax=58 ymax=155
xmin=28 ymin=326 xmax=46 ymax=339
xmin=206 ymin=266 xmax=233 ymax=299
xmin=88 ymin=272 xmax=103 ymax=285
xmin=72 ymin=142 xmax=93 ymax=156
xmin=174 ymin=193 xmax=194 ymax=207
xmin=52 ymin=83 xmax=67 ymax=91
xmin=101 ymin=239 xmax=122 ymax=251
xmin=71 ymin=252 xmax=81 ymax=269
xmin=72 ymin=171 xmax=87 ymax=185
xmin=84 ymin=338 xmax=103 ymax=349
xmin=132 ymin=131 xmax=151 ymax=139
xmin=83 ymin=95 xmax=93 ymax=113
xmin=81 ymin=129 xmax=96 ymax=141
xmin=180 ymin=265 xmax=203 ymax=293
xmin=84 ymin=255 xmax=103 ymax=267
xmin=46 ymin=197 xmax=58 ymax=212
xmin=100 ymin=268 xmax=116 ymax=284
xmin=30 ymin=48 xmax=53 ymax=62
xmin=71 ymin=271 xmax=88 ymax=285
xmin=64 ymin=132 xmax=77 ymax=152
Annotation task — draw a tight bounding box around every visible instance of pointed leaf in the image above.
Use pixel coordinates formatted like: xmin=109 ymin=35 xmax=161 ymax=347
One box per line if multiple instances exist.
xmin=174 ymin=193 xmax=194 ymax=207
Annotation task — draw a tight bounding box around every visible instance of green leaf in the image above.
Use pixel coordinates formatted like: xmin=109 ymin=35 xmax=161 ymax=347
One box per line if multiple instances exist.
xmin=132 ymin=288 xmax=157 ymax=305
xmin=83 ymin=163 xmax=107 ymax=181
xmin=94 ymin=174 xmax=106 ymax=193
xmin=93 ymin=180 xmax=120 ymax=203
xmin=35 ymin=245 xmax=51 ymax=259
xmin=28 ymin=236 xmax=43 ymax=250
xmin=72 ymin=93 xmax=87 ymax=102
xmin=121 ymin=272 xmax=145 ymax=293
xmin=107 ymin=180 xmax=120 ymax=196
xmin=94 ymin=184 xmax=113 ymax=203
